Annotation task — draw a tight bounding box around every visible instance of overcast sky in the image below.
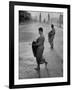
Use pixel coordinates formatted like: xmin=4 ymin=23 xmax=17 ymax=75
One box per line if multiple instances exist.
xmin=28 ymin=11 xmax=62 ymax=21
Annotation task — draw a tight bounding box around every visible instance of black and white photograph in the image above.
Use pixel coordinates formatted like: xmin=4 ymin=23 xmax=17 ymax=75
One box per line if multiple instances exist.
xmin=19 ymin=11 xmax=63 ymax=79
xmin=9 ymin=1 xmax=70 ymax=88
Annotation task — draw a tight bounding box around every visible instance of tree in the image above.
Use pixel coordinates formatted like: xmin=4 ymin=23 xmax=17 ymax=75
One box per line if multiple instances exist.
xmin=39 ymin=13 xmax=41 ymax=22
xmin=59 ymin=14 xmax=63 ymax=27
xmin=19 ymin=11 xmax=31 ymax=24
xmin=48 ymin=14 xmax=50 ymax=24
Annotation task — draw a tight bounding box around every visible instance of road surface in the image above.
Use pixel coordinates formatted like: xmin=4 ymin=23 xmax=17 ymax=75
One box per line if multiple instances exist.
xmin=19 ymin=22 xmax=63 ymax=79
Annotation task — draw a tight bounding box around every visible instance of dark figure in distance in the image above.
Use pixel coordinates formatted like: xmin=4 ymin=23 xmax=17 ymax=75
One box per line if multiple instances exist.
xmin=32 ymin=27 xmax=48 ymax=70
xmin=48 ymin=24 xmax=55 ymax=49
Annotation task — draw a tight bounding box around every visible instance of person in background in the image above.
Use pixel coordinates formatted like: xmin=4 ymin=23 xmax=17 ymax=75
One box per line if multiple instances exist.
xmin=48 ymin=24 xmax=55 ymax=49
xmin=32 ymin=27 xmax=48 ymax=70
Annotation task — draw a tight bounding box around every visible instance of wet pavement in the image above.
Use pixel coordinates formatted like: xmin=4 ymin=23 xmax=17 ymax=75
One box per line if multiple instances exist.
xmin=19 ymin=22 xmax=63 ymax=79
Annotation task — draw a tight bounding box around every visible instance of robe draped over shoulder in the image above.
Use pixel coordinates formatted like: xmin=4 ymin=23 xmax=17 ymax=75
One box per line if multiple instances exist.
xmin=48 ymin=29 xmax=55 ymax=43
xmin=32 ymin=35 xmax=45 ymax=64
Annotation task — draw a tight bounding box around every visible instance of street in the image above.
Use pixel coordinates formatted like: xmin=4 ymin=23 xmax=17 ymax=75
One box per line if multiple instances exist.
xmin=19 ymin=22 xmax=63 ymax=79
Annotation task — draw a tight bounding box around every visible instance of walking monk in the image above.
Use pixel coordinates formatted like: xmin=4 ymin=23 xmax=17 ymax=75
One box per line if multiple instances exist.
xmin=32 ymin=27 xmax=48 ymax=70
xmin=48 ymin=24 xmax=55 ymax=49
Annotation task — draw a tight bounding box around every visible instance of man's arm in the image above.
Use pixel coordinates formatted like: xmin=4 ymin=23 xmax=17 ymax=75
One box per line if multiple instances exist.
xmin=36 ymin=38 xmax=43 ymax=46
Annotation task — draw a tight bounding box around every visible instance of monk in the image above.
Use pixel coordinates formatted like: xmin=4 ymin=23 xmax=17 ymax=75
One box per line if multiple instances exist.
xmin=32 ymin=27 xmax=47 ymax=70
xmin=48 ymin=24 xmax=55 ymax=49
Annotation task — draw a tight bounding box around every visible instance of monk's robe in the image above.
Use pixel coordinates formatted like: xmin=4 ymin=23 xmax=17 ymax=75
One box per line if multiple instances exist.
xmin=48 ymin=29 xmax=55 ymax=44
xmin=32 ymin=35 xmax=45 ymax=64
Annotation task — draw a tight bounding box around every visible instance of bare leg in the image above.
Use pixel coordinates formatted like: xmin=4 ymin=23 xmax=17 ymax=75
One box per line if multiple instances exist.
xmin=35 ymin=64 xmax=40 ymax=71
xmin=42 ymin=57 xmax=48 ymax=67
xmin=38 ymin=63 xmax=40 ymax=70
xmin=45 ymin=60 xmax=48 ymax=67
xmin=35 ymin=58 xmax=40 ymax=71
xmin=50 ymin=40 xmax=54 ymax=49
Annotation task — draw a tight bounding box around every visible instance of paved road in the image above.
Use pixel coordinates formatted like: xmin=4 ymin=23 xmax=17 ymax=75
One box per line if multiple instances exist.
xmin=19 ymin=22 xmax=63 ymax=79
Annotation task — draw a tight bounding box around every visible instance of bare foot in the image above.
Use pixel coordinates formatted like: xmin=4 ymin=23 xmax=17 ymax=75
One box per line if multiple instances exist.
xmin=34 ymin=67 xmax=40 ymax=71
xmin=45 ymin=61 xmax=48 ymax=67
